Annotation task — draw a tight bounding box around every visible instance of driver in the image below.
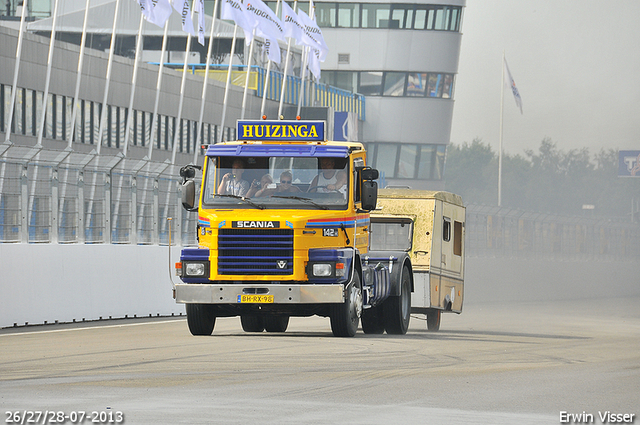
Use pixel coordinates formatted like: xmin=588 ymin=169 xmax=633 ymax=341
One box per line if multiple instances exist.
xmin=308 ymin=158 xmax=347 ymax=193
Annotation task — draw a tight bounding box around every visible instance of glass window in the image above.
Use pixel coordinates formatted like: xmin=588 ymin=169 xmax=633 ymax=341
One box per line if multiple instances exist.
xmin=443 ymin=217 xmax=451 ymax=242
xmin=450 ymin=8 xmax=460 ymax=31
xmin=358 ymin=71 xmax=383 ymax=95
xmin=434 ymin=7 xmax=446 ymax=30
xmin=391 ymin=5 xmax=413 ymax=29
xmin=202 ymin=156 xmax=348 ymax=209
xmin=0 ymin=85 xmax=5 ymax=134
xmin=434 ymin=144 xmax=446 ymax=180
xmin=417 ymin=144 xmax=435 ymax=179
xmin=442 ymin=74 xmax=454 ymax=99
xmin=375 ymin=143 xmax=398 ymax=178
xmin=315 ymin=2 xmax=336 ymax=27
xmin=361 ymin=4 xmax=390 ymax=28
xmin=414 ymin=8 xmax=427 ymax=29
xmin=426 ymin=9 xmax=435 ymax=30
xmin=406 ymin=73 xmax=428 ymax=97
xmin=335 ymin=71 xmax=358 ymax=92
xmin=383 ymin=72 xmax=406 ymax=96
xmin=93 ymin=102 xmax=100 ymax=145
xmin=427 ymin=73 xmax=443 ymax=98
xmin=25 ymin=89 xmax=34 ymax=136
xmin=370 ymin=219 xmax=414 ymax=251
xmin=337 ymin=3 xmax=359 ymax=28
xmin=397 ymin=144 xmax=417 ymax=178
xmin=17 ymin=89 xmax=23 ymax=135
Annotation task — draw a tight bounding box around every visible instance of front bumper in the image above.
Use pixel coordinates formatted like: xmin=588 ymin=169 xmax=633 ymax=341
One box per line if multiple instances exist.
xmin=175 ymin=283 xmax=346 ymax=304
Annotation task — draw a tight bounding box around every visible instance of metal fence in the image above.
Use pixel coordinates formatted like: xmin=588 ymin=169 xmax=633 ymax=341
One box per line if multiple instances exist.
xmin=2 ymin=144 xmax=639 ymax=264
xmin=0 ymin=145 xmax=198 ymax=245
xmin=466 ymin=204 xmax=640 ymax=261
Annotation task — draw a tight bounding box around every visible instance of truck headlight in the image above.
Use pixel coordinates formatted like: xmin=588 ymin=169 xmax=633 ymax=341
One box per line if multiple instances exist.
xmin=185 ymin=262 xmax=206 ymax=276
xmin=312 ymin=263 xmax=332 ymax=277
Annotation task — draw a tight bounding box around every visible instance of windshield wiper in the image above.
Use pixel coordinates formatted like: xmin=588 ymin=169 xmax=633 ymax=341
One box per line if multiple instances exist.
xmin=213 ymin=193 xmax=265 ymax=209
xmin=271 ymin=195 xmax=328 ymax=210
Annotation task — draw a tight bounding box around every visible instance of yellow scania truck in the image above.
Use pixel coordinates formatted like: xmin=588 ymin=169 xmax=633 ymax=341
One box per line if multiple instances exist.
xmin=175 ymin=120 xmax=465 ymax=337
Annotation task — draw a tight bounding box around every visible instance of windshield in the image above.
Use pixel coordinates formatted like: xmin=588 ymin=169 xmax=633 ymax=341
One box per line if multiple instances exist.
xmin=202 ymin=156 xmax=349 ymax=209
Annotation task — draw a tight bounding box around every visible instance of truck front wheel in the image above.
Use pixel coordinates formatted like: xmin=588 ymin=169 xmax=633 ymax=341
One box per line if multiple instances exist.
xmin=383 ymin=266 xmax=411 ymax=334
xmin=241 ymin=315 xmax=265 ymax=332
xmin=264 ymin=315 xmax=289 ymax=332
xmin=186 ymin=304 xmax=216 ymax=336
xmin=330 ymin=272 xmax=363 ymax=337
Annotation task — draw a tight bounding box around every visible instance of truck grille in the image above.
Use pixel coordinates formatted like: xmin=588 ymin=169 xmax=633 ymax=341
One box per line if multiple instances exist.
xmin=218 ymin=229 xmax=294 ymax=275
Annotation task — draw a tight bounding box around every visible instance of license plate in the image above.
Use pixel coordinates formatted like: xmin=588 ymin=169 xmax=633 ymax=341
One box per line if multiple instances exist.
xmin=238 ymin=294 xmax=274 ymax=303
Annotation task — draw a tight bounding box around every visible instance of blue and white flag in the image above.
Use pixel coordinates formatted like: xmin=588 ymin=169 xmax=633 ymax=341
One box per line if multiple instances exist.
xmin=503 ymin=57 xmax=523 ymax=114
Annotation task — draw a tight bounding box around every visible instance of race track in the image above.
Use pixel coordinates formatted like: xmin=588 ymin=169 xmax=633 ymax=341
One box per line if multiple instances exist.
xmin=1 ymin=297 xmax=638 ymax=425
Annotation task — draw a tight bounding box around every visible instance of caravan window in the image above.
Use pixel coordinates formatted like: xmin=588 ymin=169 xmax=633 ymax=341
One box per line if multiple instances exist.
xmin=443 ymin=217 xmax=451 ymax=242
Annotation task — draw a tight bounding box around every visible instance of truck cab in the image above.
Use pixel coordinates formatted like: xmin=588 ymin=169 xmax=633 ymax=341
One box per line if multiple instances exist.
xmin=175 ymin=120 xmax=407 ymax=337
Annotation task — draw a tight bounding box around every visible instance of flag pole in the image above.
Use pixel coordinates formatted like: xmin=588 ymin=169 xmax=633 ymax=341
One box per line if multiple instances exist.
xmin=277 ymin=0 xmax=297 ymax=119
xmin=219 ymin=25 xmax=239 ymax=143
xmin=240 ymin=30 xmax=256 ymax=120
xmin=36 ymin=0 xmax=62 ymax=148
xmin=498 ymin=50 xmax=505 ymax=208
xmin=96 ymin=0 xmax=122 ymax=154
xmin=4 ymin=0 xmax=28 ymax=144
xmin=148 ymin=22 xmax=170 ymax=160
xmin=122 ymin=13 xmax=145 ymax=157
xmin=68 ymin=0 xmax=92 ymax=147
xmin=260 ymin=0 xmax=282 ymax=117
xmin=194 ymin=0 xmax=221 ymax=164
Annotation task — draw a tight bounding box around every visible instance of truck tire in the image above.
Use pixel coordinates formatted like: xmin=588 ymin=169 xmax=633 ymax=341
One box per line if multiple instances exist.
xmin=426 ymin=308 xmax=441 ymax=331
xmin=186 ymin=303 xmax=216 ymax=336
xmin=383 ymin=265 xmax=411 ymax=334
xmin=241 ymin=315 xmax=265 ymax=332
xmin=330 ymin=272 xmax=363 ymax=337
xmin=361 ymin=305 xmax=385 ymax=334
xmin=264 ymin=315 xmax=289 ymax=333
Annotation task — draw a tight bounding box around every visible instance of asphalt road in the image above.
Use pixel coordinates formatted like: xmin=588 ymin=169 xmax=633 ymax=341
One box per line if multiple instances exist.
xmin=1 ymin=297 xmax=638 ymax=425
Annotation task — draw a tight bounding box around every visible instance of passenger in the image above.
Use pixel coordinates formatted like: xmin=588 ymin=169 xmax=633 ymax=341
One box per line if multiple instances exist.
xmin=246 ymin=174 xmax=274 ymax=198
xmin=218 ymin=159 xmax=249 ymax=197
xmin=307 ymin=158 xmax=347 ymax=193
xmin=254 ymin=171 xmax=301 ymax=197
xmin=275 ymin=171 xmax=302 ymax=194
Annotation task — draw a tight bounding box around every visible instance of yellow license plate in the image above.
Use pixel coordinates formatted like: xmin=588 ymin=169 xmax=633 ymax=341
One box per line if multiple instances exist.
xmin=238 ymin=294 xmax=274 ymax=303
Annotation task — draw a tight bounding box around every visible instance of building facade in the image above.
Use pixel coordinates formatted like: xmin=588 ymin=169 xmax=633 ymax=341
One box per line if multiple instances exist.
xmin=317 ymin=0 xmax=465 ymax=189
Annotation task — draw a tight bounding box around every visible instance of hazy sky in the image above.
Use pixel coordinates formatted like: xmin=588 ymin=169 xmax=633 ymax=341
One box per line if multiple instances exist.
xmin=449 ymin=0 xmax=640 ymax=156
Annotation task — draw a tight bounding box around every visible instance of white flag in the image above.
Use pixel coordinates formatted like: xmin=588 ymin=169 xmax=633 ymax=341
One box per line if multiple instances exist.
xmin=145 ymin=0 xmax=173 ymax=28
xmin=221 ymin=0 xmax=258 ymax=45
xmin=136 ymin=0 xmax=153 ymax=21
xmin=298 ymin=9 xmax=328 ymax=61
xmin=308 ymin=48 xmax=321 ymax=81
xmin=193 ymin=0 xmax=206 ymax=45
xmin=281 ymin=1 xmax=303 ymax=44
xmin=245 ymin=0 xmax=284 ymax=63
xmin=172 ymin=0 xmax=197 ymax=37
xmin=503 ymin=57 xmax=523 ymax=114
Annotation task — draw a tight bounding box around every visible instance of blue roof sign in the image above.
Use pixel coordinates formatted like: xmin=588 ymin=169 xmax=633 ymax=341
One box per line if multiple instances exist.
xmin=205 ymin=144 xmax=349 ymax=158
xmin=237 ymin=120 xmax=325 ymax=142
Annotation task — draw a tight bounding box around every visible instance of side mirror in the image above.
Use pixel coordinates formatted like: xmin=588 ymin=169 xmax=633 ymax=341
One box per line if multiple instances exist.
xmin=361 ymin=180 xmax=378 ymax=211
xmin=361 ymin=168 xmax=379 ymax=181
xmin=181 ymin=180 xmax=196 ymax=211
